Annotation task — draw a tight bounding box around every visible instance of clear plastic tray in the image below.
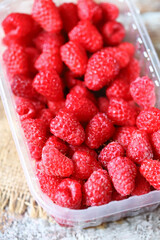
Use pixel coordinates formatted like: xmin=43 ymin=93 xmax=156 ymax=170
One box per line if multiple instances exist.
xmin=1 ymin=0 xmax=160 ymax=228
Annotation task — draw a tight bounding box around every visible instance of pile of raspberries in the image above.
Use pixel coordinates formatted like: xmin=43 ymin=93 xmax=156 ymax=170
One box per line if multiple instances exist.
xmin=2 ymin=0 xmax=160 ymax=211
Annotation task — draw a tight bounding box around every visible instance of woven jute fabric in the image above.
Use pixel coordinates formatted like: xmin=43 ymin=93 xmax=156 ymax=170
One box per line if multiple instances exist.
xmin=0 ymin=99 xmax=49 ymax=219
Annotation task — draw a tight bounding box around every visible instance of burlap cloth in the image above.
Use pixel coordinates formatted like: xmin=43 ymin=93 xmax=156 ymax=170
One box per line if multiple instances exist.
xmin=0 ymin=0 xmax=160 ymax=220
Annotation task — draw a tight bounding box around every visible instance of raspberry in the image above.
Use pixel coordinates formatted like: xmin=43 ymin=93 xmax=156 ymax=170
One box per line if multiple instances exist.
xmin=69 ymin=20 xmax=103 ymax=53
xmin=102 ymin=21 xmax=125 ymax=46
xmin=118 ymin=42 xmax=135 ymax=59
xmin=54 ymin=178 xmax=82 ymax=209
xmin=60 ymin=41 xmax=88 ymax=76
xmin=3 ymin=44 xmax=29 ymax=75
xmin=140 ymin=159 xmax=160 ymax=190
xmin=107 ymin=47 xmax=130 ymax=69
xmin=107 ymin=98 xmax=137 ymax=126
xmin=2 ymin=34 xmax=32 ymax=47
xmin=31 ymin=100 xmax=46 ymax=112
xmin=131 ymin=171 xmax=150 ymax=196
xmin=118 ymin=58 xmax=140 ymax=83
xmin=98 ymin=97 xmax=109 ymax=113
xmin=42 ymin=145 xmax=73 ymax=177
xmin=108 ymin=157 xmax=137 ymax=196
xmin=37 ymin=108 xmax=53 ymax=128
xmin=65 ymin=93 xmax=98 ymax=122
xmin=98 ymin=142 xmax=124 ymax=169
xmin=32 ymin=0 xmax=62 ymax=33
xmin=35 ymin=48 xmax=63 ymax=74
xmin=33 ymin=31 xmax=64 ymax=51
xmin=25 ymin=47 xmax=39 ymax=74
xmin=100 ymin=3 xmax=119 ymax=21
xmin=50 ymin=110 xmax=85 ymax=146
xmin=72 ymin=151 xmax=101 ymax=180
xmin=112 ymin=189 xmax=127 ymax=201
xmin=11 ymin=74 xmax=36 ymax=99
xmin=68 ymin=144 xmax=98 ymax=159
xmin=45 ymin=135 xmax=69 ymax=156
xmin=36 ymin=161 xmax=61 ymax=201
xmin=106 ymin=78 xmax=132 ymax=101
xmin=113 ymin=126 xmax=137 ymax=150
xmin=70 ymin=85 xmax=97 ymax=105
xmin=2 ymin=13 xmax=35 ymax=37
xmin=84 ymin=169 xmax=112 ymax=206
xmin=127 ymin=130 xmax=153 ymax=164
xmin=150 ymin=130 xmax=160 ymax=159
xmin=48 ymin=99 xmax=65 ymax=116
xmin=85 ymin=113 xmax=115 ymax=149
xmin=22 ymin=119 xmax=47 ymax=160
xmin=136 ymin=107 xmax=160 ymax=133
xmin=84 ymin=49 xmax=120 ymax=90
xmin=15 ymin=97 xmax=36 ymax=121
xmin=130 ymin=76 xmax=156 ymax=108
xmin=77 ymin=0 xmax=102 ymax=23
xmin=33 ymin=69 xmax=63 ymax=101
xmin=59 ymin=3 xmax=79 ymax=33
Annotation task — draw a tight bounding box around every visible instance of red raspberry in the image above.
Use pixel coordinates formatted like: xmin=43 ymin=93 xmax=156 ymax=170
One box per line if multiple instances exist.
xmin=45 ymin=135 xmax=69 ymax=156
xmin=2 ymin=13 xmax=35 ymax=37
xmin=22 ymin=119 xmax=47 ymax=160
xmin=2 ymin=34 xmax=32 ymax=47
xmin=15 ymin=97 xmax=36 ymax=121
xmin=42 ymin=145 xmax=73 ymax=177
xmin=69 ymin=20 xmax=103 ymax=53
xmin=25 ymin=47 xmax=39 ymax=74
xmin=102 ymin=21 xmax=125 ymax=46
xmin=84 ymin=169 xmax=112 ymax=206
xmin=112 ymin=189 xmax=127 ymax=201
xmin=32 ymin=0 xmax=62 ymax=33
xmin=85 ymin=113 xmax=115 ymax=149
xmin=131 ymin=171 xmax=150 ymax=196
xmin=127 ymin=130 xmax=153 ymax=164
xmin=59 ymin=3 xmax=79 ymax=33
xmin=35 ymin=48 xmax=63 ymax=74
xmin=150 ymin=130 xmax=160 ymax=159
xmin=136 ymin=107 xmax=160 ymax=133
xmin=108 ymin=157 xmax=137 ymax=196
xmin=34 ymin=31 xmax=64 ymax=51
xmin=107 ymin=98 xmax=137 ymax=126
xmin=106 ymin=78 xmax=132 ymax=101
xmin=48 ymin=99 xmax=65 ymax=116
xmin=130 ymin=76 xmax=156 ymax=108
xmin=36 ymin=161 xmax=61 ymax=201
xmin=65 ymin=93 xmax=98 ymax=122
xmin=37 ymin=108 xmax=53 ymax=128
xmin=77 ymin=0 xmax=102 ymax=23
xmin=68 ymin=144 xmax=98 ymax=159
xmin=60 ymin=41 xmax=88 ymax=76
xmin=72 ymin=151 xmax=101 ymax=180
xmin=11 ymin=74 xmax=36 ymax=99
xmin=84 ymin=49 xmax=120 ymax=90
xmin=70 ymin=85 xmax=97 ymax=105
xmin=140 ymin=159 xmax=160 ymax=190
xmin=54 ymin=178 xmax=82 ymax=209
xmin=100 ymin=3 xmax=119 ymax=21
xmin=31 ymin=100 xmax=46 ymax=112
xmin=118 ymin=58 xmax=140 ymax=83
xmin=64 ymin=71 xmax=84 ymax=89
xmin=113 ymin=126 xmax=137 ymax=150
xmin=33 ymin=69 xmax=63 ymax=101
xmin=98 ymin=97 xmax=109 ymax=113
xmin=3 ymin=44 xmax=29 ymax=75
xmin=118 ymin=42 xmax=135 ymax=59
xmin=50 ymin=110 xmax=85 ymax=146
xmin=98 ymin=142 xmax=124 ymax=169
xmin=107 ymin=47 xmax=130 ymax=69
